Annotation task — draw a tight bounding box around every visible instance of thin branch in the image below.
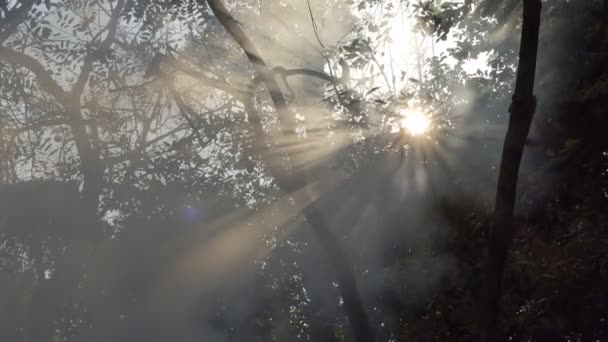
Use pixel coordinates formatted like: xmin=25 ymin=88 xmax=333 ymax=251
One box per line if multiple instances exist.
xmin=8 ymin=117 xmax=72 ymax=136
xmin=71 ymin=0 xmax=126 ymax=97
xmin=168 ymin=81 xmax=207 ymax=149
xmin=306 ymin=0 xmax=325 ymax=50
xmin=106 ymin=125 xmax=188 ymax=166
xmin=252 ymin=66 xmax=335 ymax=86
xmin=110 ymin=80 xmax=156 ymax=93
xmin=171 ymin=60 xmax=249 ymax=96
xmin=304 ymin=1 xmax=347 ymax=113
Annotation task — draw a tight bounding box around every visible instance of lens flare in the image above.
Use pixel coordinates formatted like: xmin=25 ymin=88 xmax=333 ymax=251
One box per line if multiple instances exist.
xmin=400 ymin=109 xmax=431 ymax=136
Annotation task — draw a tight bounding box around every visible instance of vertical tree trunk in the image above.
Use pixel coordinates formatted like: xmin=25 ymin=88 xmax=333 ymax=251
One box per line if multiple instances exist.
xmin=65 ymin=102 xmax=104 ymax=233
xmin=479 ymin=1 xmax=542 ymax=341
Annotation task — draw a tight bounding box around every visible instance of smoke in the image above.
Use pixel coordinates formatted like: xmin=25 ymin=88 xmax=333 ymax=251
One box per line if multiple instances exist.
xmin=1 ymin=0 xmax=562 ymax=340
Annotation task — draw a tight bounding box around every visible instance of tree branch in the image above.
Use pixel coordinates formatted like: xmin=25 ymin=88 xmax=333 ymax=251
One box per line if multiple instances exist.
xmin=106 ymin=125 xmax=188 ymax=166
xmin=206 ymin=0 xmax=296 ymax=132
xmin=252 ymin=67 xmax=368 ymax=128
xmin=168 ymin=82 xmax=208 ymax=149
xmin=206 ymin=1 xmax=374 ymax=341
xmin=0 ymin=47 xmax=69 ymax=104
xmin=9 ymin=117 xmax=73 ymax=136
xmin=251 ymin=66 xmax=335 ymax=86
xmin=71 ymin=0 xmax=126 ymax=97
xmin=0 ymin=0 xmax=35 ymax=43
xmin=171 ymin=61 xmax=249 ymax=97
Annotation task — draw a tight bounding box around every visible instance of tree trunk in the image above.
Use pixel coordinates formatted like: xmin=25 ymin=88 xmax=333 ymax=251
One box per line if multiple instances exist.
xmin=65 ymin=102 xmax=104 ymax=231
xmin=479 ymin=1 xmax=542 ymax=341
xmin=206 ymin=1 xmax=374 ymax=341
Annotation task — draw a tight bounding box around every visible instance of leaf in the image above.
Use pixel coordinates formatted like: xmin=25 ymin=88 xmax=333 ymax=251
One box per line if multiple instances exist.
xmin=41 ymin=27 xmax=52 ymax=39
xmin=365 ymin=86 xmax=380 ymax=95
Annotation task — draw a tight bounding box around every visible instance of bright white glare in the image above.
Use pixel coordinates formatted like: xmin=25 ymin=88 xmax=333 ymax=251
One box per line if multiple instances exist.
xmin=400 ymin=109 xmax=430 ymax=136
xmin=353 ymin=0 xmax=465 ymax=92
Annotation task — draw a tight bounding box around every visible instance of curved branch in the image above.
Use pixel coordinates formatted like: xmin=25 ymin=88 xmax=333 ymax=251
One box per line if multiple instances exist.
xmin=206 ymin=1 xmax=374 ymax=341
xmin=252 ymin=67 xmax=368 ymax=128
xmin=206 ymin=0 xmax=296 ymax=132
xmin=0 ymin=47 xmax=69 ymax=104
xmin=251 ymin=66 xmax=335 ymax=87
xmin=171 ymin=64 xmax=249 ymax=97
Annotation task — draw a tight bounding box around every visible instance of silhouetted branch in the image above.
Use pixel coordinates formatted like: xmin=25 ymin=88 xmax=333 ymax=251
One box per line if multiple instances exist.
xmin=72 ymin=0 xmax=126 ymax=97
xmin=145 ymin=51 xmax=249 ymax=96
xmin=206 ymin=0 xmax=296 ymax=132
xmin=252 ymin=66 xmax=335 ymax=86
xmin=0 ymin=0 xmax=35 ymax=43
xmin=106 ymin=125 xmax=188 ymax=166
xmin=167 ymin=82 xmax=208 ymax=149
xmin=206 ymin=1 xmax=375 ymax=341
xmin=0 ymin=47 xmax=69 ymax=104
xmin=252 ymin=66 xmax=368 ymax=128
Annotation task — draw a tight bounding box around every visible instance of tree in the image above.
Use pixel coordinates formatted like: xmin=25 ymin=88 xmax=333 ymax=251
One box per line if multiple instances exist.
xmin=0 ymin=0 xmax=128 ymax=222
xmin=203 ymin=1 xmax=375 ymax=340
xmin=479 ymin=1 xmax=542 ymax=340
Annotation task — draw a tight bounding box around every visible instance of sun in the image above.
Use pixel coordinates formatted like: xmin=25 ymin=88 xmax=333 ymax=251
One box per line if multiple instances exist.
xmin=400 ymin=109 xmax=431 ymax=136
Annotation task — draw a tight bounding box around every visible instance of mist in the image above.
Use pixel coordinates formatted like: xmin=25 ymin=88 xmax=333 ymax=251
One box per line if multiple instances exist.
xmin=2 ymin=0 xmax=607 ymax=341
